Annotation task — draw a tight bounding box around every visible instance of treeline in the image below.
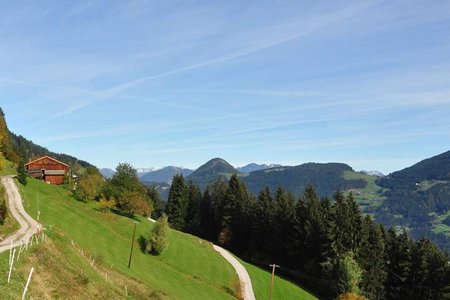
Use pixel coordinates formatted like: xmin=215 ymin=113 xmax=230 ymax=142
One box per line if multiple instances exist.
xmin=165 ymin=174 xmax=450 ymax=299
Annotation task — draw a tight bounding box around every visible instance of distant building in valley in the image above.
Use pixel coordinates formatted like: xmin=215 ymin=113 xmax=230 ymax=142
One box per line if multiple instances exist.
xmin=25 ymin=156 xmax=69 ymax=185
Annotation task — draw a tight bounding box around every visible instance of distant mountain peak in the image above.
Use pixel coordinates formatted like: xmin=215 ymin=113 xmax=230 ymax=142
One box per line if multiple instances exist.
xmin=237 ymin=163 xmax=282 ymax=173
xmin=192 ymin=158 xmax=237 ymax=175
xmin=139 ymin=166 xmax=193 ymax=184
xmin=100 ymin=168 xmax=115 ymax=179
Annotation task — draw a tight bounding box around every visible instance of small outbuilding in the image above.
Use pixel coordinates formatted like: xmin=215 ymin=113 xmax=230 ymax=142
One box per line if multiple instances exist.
xmin=25 ymin=156 xmax=69 ymax=185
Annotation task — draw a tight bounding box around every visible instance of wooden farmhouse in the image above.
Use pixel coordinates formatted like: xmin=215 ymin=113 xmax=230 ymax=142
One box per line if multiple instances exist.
xmin=25 ymin=156 xmax=69 ymax=185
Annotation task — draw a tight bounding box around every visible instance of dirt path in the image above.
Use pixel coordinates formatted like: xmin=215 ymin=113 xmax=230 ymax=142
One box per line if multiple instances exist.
xmin=213 ymin=245 xmax=256 ymax=300
xmin=0 ymin=176 xmax=40 ymax=254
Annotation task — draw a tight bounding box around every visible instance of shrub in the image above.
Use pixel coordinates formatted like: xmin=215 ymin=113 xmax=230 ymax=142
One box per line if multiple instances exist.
xmin=147 ymin=214 xmax=169 ymax=255
xmin=98 ymin=195 xmax=116 ymax=212
xmin=0 ymin=185 xmax=6 ymax=225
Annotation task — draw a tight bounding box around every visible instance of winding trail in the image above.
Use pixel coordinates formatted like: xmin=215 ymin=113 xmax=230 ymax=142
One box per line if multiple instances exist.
xmin=0 ymin=176 xmax=40 ymax=254
xmin=213 ymin=245 xmax=256 ymax=300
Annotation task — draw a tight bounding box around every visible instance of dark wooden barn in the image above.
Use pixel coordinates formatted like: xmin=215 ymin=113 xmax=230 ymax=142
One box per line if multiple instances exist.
xmin=25 ymin=156 xmax=69 ymax=185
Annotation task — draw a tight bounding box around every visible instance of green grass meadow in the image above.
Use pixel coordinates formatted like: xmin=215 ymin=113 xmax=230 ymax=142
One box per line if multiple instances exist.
xmin=5 ymin=178 xmax=238 ymax=299
xmin=239 ymin=259 xmax=317 ymax=300
xmin=0 ymin=177 xmax=317 ymax=299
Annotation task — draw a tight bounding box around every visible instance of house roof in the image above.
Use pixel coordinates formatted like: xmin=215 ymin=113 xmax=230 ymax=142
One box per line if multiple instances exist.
xmin=25 ymin=155 xmax=70 ymax=168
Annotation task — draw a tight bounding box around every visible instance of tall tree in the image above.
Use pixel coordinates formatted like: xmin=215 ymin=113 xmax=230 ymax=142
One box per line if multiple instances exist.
xmin=251 ymin=187 xmax=274 ymax=255
xmin=358 ymin=216 xmax=386 ymax=300
xmin=165 ymin=174 xmax=188 ymax=230
xmin=384 ymin=230 xmax=412 ymax=299
xmin=147 ymin=185 xmax=163 ymax=219
xmin=200 ymin=178 xmax=227 ymax=241
xmin=408 ymin=238 xmax=450 ymax=299
xmin=219 ymin=174 xmax=254 ymax=250
xmin=185 ymin=181 xmax=202 ymax=234
xmin=272 ymin=186 xmax=296 ymax=263
xmin=296 ymin=185 xmax=327 ymax=275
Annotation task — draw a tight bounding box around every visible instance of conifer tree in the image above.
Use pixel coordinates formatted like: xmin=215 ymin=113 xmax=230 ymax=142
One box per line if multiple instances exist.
xmin=220 ymin=174 xmax=253 ymax=250
xmin=165 ymin=174 xmax=188 ymax=230
xmin=358 ymin=216 xmax=386 ymax=300
xmin=408 ymin=238 xmax=450 ymax=299
xmin=384 ymin=230 xmax=412 ymax=299
xmin=272 ymin=186 xmax=296 ymax=262
xmin=147 ymin=186 xmax=163 ymax=219
xmin=17 ymin=159 xmax=27 ymax=185
xmin=251 ymin=187 xmax=274 ymax=254
xmin=185 ymin=181 xmax=202 ymax=234
xmin=200 ymin=178 xmax=227 ymax=241
xmin=296 ymin=185 xmax=326 ymax=274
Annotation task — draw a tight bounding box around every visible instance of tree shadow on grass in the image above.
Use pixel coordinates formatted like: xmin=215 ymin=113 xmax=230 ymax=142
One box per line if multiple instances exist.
xmin=138 ymin=235 xmax=147 ymax=253
xmin=110 ymin=208 xmax=141 ymax=222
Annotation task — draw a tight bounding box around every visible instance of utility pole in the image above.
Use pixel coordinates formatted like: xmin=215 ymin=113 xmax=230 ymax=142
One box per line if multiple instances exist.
xmin=128 ymin=222 xmax=137 ymax=268
xmin=269 ymin=264 xmax=280 ymax=300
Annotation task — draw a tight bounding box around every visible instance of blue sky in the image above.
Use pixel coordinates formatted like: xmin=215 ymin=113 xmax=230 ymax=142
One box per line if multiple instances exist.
xmin=1 ymin=0 xmax=450 ymax=173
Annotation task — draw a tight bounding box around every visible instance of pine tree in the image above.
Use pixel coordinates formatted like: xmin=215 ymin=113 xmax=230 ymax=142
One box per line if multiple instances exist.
xmin=147 ymin=186 xmax=163 ymax=219
xmin=251 ymin=187 xmax=274 ymax=255
xmin=408 ymin=238 xmax=450 ymax=299
xmin=384 ymin=230 xmax=412 ymax=299
xmin=295 ymin=184 xmax=327 ymax=275
xmin=220 ymin=174 xmax=253 ymax=251
xmin=358 ymin=216 xmax=386 ymax=300
xmin=185 ymin=181 xmax=202 ymax=234
xmin=17 ymin=159 xmax=27 ymax=185
xmin=200 ymin=178 xmax=227 ymax=241
xmin=165 ymin=174 xmax=188 ymax=230
xmin=272 ymin=186 xmax=296 ymax=263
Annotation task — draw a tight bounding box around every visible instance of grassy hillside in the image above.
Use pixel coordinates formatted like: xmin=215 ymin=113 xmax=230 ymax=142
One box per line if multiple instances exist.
xmin=1 ymin=178 xmax=316 ymax=299
xmin=342 ymin=171 xmax=386 ymax=210
xmin=238 ymin=259 xmax=317 ymax=300
xmin=2 ymin=178 xmax=239 ymax=299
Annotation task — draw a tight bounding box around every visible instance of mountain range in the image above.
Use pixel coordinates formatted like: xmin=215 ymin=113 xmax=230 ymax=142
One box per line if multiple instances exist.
xmin=3 ymin=107 xmax=449 ymax=250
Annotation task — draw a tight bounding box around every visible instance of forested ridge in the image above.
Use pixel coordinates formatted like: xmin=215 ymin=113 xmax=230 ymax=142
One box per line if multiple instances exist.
xmin=164 ymin=173 xmax=450 ymax=299
xmin=0 ymin=107 xmax=93 ymax=168
xmin=242 ymin=162 xmax=367 ymax=198
xmin=375 ymin=150 xmax=450 ymax=250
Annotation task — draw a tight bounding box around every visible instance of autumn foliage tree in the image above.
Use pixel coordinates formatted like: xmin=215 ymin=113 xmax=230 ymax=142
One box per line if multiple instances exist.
xmin=102 ymin=163 xmax=153 ymax=217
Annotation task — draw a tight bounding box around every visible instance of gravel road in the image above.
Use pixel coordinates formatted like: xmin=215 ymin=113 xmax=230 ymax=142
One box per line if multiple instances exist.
xmin=213 ymin=244 xmax=256 ymax=300
xmin=0 ymin=176 xmax=40 ymax=254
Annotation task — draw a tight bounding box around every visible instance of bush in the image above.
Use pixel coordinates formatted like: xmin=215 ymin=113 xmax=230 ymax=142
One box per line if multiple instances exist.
xmin=147 ymin=214 xmax=169 ymax=255
xmin=98 ymin=195 xmax=116 ymax=212
xmin=0 ymin=185 xmax=6 ymax=225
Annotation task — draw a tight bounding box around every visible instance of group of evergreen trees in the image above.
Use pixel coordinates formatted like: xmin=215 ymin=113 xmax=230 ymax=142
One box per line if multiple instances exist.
xmin=165 ymin=174 xmax=450 ymax=299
